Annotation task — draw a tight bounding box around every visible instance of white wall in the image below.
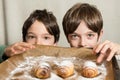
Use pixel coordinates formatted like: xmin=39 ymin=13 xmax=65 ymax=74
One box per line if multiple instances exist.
xmin=0 ymin=0 xmax=5 ymax=45
xmin=0 ymin=0 xmax=120 ymax=47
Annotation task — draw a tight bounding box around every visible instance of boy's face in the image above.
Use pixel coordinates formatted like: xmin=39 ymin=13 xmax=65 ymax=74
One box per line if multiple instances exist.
xmin=68 ymin=21 xmax=102 ymax=48
xmin=25 ymin=20 xmax=56 ymax=46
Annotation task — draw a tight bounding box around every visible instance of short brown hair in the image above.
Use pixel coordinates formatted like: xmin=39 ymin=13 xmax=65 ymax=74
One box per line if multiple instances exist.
xmin=22 ymin=9 xmax=60 ymax=43
xmin=62 ymin=3 xmax=103 ymax=40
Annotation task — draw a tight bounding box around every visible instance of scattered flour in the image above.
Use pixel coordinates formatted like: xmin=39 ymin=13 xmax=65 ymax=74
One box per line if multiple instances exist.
xmin=6 ymin=56 xmax=107 ymax=80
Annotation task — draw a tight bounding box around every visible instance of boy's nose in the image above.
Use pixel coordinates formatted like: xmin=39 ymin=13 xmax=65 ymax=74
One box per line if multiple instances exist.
xmin=35 ymin=38 xmax=43 ymax=45
xmin=79 ymin=38 xmax=86 ymax=47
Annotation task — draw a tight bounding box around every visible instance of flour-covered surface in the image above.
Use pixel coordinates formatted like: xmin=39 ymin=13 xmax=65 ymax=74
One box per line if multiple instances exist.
xmin=0 ymin=45 xmax=114 ymax=80
xmin=6 ymin=56 xmax=107 ymax=80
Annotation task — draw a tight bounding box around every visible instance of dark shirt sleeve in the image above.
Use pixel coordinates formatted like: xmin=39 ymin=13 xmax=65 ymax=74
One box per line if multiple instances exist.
xmin=0 ymin=45 xmax=7 ymax=63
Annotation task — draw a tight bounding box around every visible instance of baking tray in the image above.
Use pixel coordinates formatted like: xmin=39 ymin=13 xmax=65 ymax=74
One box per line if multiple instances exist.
xmin=0 ymin=45 xmax=114 ymax=80
xmin=112 ymin=56 xmax=120 ymax=80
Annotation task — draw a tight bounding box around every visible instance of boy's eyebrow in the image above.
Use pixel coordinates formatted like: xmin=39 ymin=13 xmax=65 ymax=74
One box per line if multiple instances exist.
xmin=70 ymin=32 xmax=77 ymax=35
xmin=27 ymin=32 xmax=34 ymax=34
xmin=27 ymin=32 xmax=53 ymax=36
xmin=69 ymin=32 xmax=78 ymax=36
xmin=27 ymin=32 xmax=32 ymax=33
xmin=86 ymin=31 xmax=96 ymax=34
xmin=73 ymin=31 xmax=95 ymax=34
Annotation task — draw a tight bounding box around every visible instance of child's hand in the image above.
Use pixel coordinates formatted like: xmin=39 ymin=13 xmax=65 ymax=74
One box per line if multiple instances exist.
xmin=4 ymin=42 xmax=35 ymax=57
xmin=93 ymin=40 xmax=120 ymax=63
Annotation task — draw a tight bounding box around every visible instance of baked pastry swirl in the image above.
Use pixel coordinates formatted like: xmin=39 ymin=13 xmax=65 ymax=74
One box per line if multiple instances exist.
xmin=32 ymin=62 xmax=51 ymax=79
xmin=82 ymin=61 xmax=98 ymax=78
xmin=56 ymin=60 xmax=74 ymax=78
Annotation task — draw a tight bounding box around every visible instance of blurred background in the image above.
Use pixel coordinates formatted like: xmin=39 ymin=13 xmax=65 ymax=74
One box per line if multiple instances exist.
xmin=0 ymin=0 xmax=120 ymax=47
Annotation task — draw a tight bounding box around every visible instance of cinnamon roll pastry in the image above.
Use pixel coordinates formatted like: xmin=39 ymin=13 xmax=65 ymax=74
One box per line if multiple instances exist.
xmin=32 ymin=62 xmax=51 ymax=79
xmin=56 ymin=60 xmax=74 ymax=78
xmin=82 ymin=61 xmax=98 ymax=78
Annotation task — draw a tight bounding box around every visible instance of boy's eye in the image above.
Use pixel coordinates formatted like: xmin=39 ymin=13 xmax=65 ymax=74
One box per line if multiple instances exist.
xmin=87 ymin=34 xmax=94 ymax=38
xmin=27 ymin=35 xmax=36 ymax=39
xmin=70 ymin=34 xmax=79 ymax=40
xmin=44 ymin=37 xmax=49 ymax=39
xmin=72 ymin=34 xmax=77 ymax=38
xmin=43 ymin=35 xmax=53 ymax=40
xmin=88 ymin=34 xmax=93 ymax=36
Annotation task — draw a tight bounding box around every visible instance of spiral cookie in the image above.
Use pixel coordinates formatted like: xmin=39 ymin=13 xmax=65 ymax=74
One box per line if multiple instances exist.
xmin=32 ymin=62 xmax=51 ymax=79
xmin=56 ymin=60 xmax=74 ymax=78
xmin=82 ymin=61 xmax=98 ymax=78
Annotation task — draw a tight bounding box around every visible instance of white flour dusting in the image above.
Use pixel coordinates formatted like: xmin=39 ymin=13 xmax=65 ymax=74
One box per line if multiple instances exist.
xmin=6 ymin=56 xmax=107 ymax=80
